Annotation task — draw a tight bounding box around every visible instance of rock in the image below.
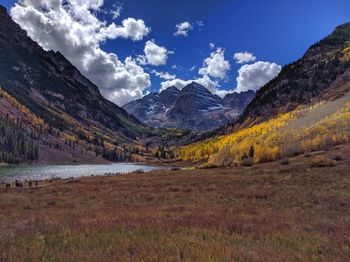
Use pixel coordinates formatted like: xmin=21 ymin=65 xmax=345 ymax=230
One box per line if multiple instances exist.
xmin=123 ymin=82 xmax=256 ymax=131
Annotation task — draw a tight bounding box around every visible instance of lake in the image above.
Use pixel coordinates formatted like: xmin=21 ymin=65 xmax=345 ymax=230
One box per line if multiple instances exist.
xmin=0 ymin=163 xmax=160 ymax=182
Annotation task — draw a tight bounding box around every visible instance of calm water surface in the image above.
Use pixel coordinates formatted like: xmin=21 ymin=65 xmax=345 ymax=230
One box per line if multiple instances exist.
xmin=0 ymin=163 xmax=159 ymax=182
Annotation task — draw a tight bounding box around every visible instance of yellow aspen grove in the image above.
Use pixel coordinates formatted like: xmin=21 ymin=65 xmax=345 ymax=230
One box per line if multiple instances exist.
xmin=176 ymin=101 xmax=350 ymax=166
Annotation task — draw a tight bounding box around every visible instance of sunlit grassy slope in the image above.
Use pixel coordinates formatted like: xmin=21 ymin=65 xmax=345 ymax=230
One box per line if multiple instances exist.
xmin=175 ymin=91 xmax=350 ymax=165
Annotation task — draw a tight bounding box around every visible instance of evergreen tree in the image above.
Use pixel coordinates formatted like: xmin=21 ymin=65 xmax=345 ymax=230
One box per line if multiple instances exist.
xmin=0 ymin=117 xmax=39 ymax=163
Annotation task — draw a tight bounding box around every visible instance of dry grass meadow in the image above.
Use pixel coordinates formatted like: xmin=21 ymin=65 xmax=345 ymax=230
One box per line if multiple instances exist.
xmin=0 ymin=144 xmax=350 ymax=261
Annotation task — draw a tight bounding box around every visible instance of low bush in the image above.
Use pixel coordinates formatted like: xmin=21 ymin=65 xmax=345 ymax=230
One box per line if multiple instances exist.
xmin=280 ymin=158 xmax=289 ymax=165
xmin=198 ymin=162 xmax=219 ymax=169
xmin=133 ymin=169 xmax=145 ymax=174
xmin=240 ymin=158 xmax=254 ymax=167
xmin=311 ymin=156 xmax=336 ymax=168
xmin=208 ymin=144 xmax=233 ymax=167
xmin=331 ymin=155 xmax=343 ymax=161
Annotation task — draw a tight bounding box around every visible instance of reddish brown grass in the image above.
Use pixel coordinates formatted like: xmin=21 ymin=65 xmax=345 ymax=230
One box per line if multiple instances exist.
xmin=0 ymin=145 xmax=350 ymax=261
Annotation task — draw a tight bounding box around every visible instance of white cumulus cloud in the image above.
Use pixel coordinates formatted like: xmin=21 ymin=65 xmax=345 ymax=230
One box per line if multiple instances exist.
xmin=174 ymin=21 xmax=193 ymax=37
xmin=10 ymin=0 xmax=151 ymax=105
xmin=138 ymin=40 xmax=171 ymax=66
xmin=100 ymin=17 xmax=150 ymax=41
xmin=233 ymin=51 xmax=256 ymax=64
xmin=160 ymin=76 xmax=223 ymax=96
xmin=236 ymin=61 xmax=282 ymax=93
xmin=199 ymin=48 xmax=231 ymax=79
xmin=160 ymin=47 xmax=234 ymax=97
xmin=151 ymin=70 xmax=176 ymax=80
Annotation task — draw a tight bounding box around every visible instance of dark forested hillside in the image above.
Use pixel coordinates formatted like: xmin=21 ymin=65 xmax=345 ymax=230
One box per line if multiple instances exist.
xmin=0 ymin=84 xmax=158 ymax=164
xmin=237 ymin=22 xmax=350 ymax=128
xmin=0 ymin=116 xmax=39 ymax=163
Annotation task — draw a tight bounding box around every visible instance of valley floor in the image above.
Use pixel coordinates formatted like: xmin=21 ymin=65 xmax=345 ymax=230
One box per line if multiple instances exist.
xmin=1 ymin=145 xmax=350 ymax=261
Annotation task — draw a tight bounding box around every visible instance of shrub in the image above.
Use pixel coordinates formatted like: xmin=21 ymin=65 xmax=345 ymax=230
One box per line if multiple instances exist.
xmin=331 ymin=155 xmax=343 ymax=161
xmin=133 ymin=169 xmax=145 ymax=174
xmin=208 ymin=144 xmax=233 ymax=167
xmin=282 ymin=144 xmax=301 ymax=157
xmin=311 ymin=156 xmax=336 ymax=167
xmin=280 ymin=158 xmax=289 ymax=165
xmin=198 ymin=162 xmax=219 ymax=169
xmin=240 ymin=157 xmax=254 ymax=167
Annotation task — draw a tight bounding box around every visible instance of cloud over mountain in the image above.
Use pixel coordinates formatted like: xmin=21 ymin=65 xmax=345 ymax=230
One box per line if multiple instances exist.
xmin=151 ymin=70 xmax=176 ymax=80
xmin=10 ymin=0 xmax=151 ymax=105
xmin=160 ymin=75 xmax=219 ymax=95
xmin=160 ymin=47 xmax=233 ymax=96
xmin=199 ymin=48 xmax=231 ymax=79
xmin=138 ymin=40 xmax=171 ymax=66
xmin=9 ymin=0 xmax=284 ymax=104
xmin=236 ymin=61 xmax=281 ymax=92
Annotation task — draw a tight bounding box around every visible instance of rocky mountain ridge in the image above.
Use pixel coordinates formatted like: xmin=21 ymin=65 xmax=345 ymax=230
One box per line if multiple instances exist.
xmin=123 ymin=82 xmax=255 ymax=131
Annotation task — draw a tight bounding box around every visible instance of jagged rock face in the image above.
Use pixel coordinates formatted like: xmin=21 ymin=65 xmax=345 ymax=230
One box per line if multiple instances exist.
xmin=123 ymin=82 xmax=256 ymax=131
xmin=166 ymin=83 xmax=226 ymax=130
xmin=0 ymin=6 xmax=146 ymax=141
xmin=172 ymin=83 xmax=223 ymax=112
xmin=240 ymin=22 xmax=350 ymax=126
xmin=223 ymin=90 xmax=256 ymax=114
xmin=158 ymin=86 xmax=180 ymax=105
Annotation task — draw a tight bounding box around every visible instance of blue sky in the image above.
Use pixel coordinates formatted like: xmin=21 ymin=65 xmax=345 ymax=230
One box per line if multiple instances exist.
xmin=2 ymin=0 xmax=350 ymax=105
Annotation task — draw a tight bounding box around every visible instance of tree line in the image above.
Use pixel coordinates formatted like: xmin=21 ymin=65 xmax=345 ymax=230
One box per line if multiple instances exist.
xmin=0 ymin=116 xmax=39 ymax=163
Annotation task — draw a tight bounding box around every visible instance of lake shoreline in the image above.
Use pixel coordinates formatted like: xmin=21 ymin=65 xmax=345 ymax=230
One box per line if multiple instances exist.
xmin=0 ymin=163 xmax=161 ymax=183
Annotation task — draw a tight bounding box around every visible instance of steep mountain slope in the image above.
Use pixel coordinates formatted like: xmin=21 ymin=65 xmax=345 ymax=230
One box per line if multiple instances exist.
xmin=167 ymin=83 xmax=227 ymax=130
xmin=122 ymin=87 xmax=181 ymax=128
xmin=0 ymin=86 xmax=109 ymax=164
xmin=158 ymin=86 xmax=181 ymax=105
xmin=177 ymin=91 xmax=350 ymax=165
xmin=0 ymin=6 xmax=149 ymax=140
xmin=176 ymin=22 xmax=350 ymax=165
xmin=0 ymin=6 xmax=159 ymax=163
xmin=123 ymin=83 xmax=255 ymax=131
xmin=238 ymin=22 xmax=350 ymax=128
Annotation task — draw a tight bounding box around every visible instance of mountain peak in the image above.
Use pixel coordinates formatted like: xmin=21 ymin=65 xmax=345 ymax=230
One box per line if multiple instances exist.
xmin=157 ymin=86 xmax=179 ymax=105
xmin=182 ymin=82 xmax=209 ymax=94
xmin=317 ymin=22 xmax=350 ymax=47
xmin=223 ymin=89 xmax=255 ymax=99
xmin=123 ymin=80 xmax=256 ymax=131
xmin=168 ymin=86 xmax=180 ymax=91
xmin=160 ymin=86 xmax=180 ymax=95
